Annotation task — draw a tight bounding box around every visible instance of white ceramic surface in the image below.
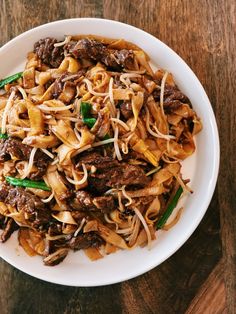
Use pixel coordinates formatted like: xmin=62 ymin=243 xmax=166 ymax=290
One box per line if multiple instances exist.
xmin=0 ymin=18 xmax=219 ymax=286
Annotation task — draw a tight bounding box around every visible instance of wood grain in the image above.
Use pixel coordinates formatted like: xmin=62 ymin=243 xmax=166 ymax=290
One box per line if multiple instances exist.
xmin=186 ymin=259 xmax=226 ymax=314
xmin=0 ymin=0 xmax=235 ymax=313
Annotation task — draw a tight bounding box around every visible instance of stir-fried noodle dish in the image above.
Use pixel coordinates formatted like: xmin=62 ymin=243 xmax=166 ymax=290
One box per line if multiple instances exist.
xmin=0 ymin=35 xmax=202 ymax=265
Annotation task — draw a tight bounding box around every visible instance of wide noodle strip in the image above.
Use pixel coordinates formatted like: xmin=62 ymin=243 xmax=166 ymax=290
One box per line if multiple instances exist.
xmin=0 ymin=34 xmax=202 ymax=266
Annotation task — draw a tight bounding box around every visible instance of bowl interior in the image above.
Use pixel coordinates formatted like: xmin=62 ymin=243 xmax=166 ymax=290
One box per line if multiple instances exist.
xmin=0 ymin=18 xmax=219 ymax=286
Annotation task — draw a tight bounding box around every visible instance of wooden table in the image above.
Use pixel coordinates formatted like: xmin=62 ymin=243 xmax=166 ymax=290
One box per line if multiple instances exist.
xmin=0 ymin=1 xmax=235 ymax=313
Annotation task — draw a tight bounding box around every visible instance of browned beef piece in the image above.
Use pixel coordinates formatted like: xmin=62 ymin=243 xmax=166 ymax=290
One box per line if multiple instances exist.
xmin=152 ymin=84 xmax=191 ymax=108
xmin=71 ymin=190 xmax=94 ymax=210
xmin=0 ymin=138 xmax=50 ymax=180
xmin=70 ymin=190 xmax=115 ymax=214
xmin=0 ymin=218 xmax=18 ymax=242
xmin=164 ymin=90 xmax=190 ymax=105
xmin=47 ymin=223 xmax=62 ymax=236
xmin=29 ymin=150 xmax=50 ymax=180
xmin=52 ymin=74 xmax=66 ymax=98
xmin=92 ymin=196 xmax=115 ymax=213
xmin=43 ymin=248 xmax=69 ymax=266
xmin=0 ymin=183 xmax=50 ymax=230
xmin=90 ymin=163 xmax=149 ymax=192
xmin=115 ymin=49 xmax=135 ymax=70
xmin=0 ymin=214 xmax=5 ymax=229
xmin=77 ymin=151 xmax=149 ymax=192
xmin=120 ymin=100 xmax=133 ymax=120
xmin=77 ymin=151 xmax=119 ymax=170
xmin=0 ymin=138 xmax=31 ymax=161
xmin=52 ymin=70 xmax=86 ymax=98
xmin=69 ymin=232 xmax=104 ymax=251
xmin=69 ymin=38 xmax=135 ymax=70
xmin=34 ymin=37 xmax=64 ymax=68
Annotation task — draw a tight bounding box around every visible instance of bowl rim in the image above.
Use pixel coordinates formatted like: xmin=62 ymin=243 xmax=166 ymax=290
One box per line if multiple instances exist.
xmin=0 ymin=17 xmax=220 ymax=286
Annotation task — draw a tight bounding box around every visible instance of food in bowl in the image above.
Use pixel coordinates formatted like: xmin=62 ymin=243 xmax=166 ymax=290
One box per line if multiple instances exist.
xmin=0 ymin=35 xmax=202 ymax=266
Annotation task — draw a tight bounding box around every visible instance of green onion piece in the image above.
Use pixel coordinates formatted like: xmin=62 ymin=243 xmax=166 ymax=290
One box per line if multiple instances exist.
xmin=156 ymin=186 xmax=183 ymax=229
xmin=83 ymin=117 xmax=97 ymax=128
xmin=6 ymin=176 xmax=51 ymax=191
xmin=0 ymin=72 xmax=23 ymax=89
xmin=81 ymin=102 xmax=92 ymax=118
xmin=81 ymin=102 xmax=97 ymax=128
xmin=0 ymin=133 xmax=9 ymax=139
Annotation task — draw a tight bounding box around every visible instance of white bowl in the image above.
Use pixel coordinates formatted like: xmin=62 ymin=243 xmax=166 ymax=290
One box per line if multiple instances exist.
xmin=0 ymin=18 xmax=219 ymax=286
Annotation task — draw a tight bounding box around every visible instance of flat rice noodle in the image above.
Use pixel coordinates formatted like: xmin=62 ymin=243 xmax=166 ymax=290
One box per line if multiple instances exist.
xmin=151 ymin=163 xmax=181 ymax=186
xmin=192 ymin=116 xmax=203 ymax=135
xmin=84 ymin=247 xmax=103 ymax=261
xmin=173 ymin=104 xmax=193 ymax=118
xmin=26 ymin=85 xmax=45 ymax=95
xmin=8 ymin=100 xmax=30 ymax=128
xmin=18 ymin=228 xmax=37 ymax=256
xmin=146 ymin=97 xmax=168 ymax=134
xmin=7 ymin=208 xmax=28 ymax=227
xmin=58 ymin=57 xmax=81 ymax=73
xmin=113 ymin=88 xmax=134 ymax=100
xmin=110 ymin=210 xmax=123 ymax=224
xmin=134 ymin=51 xmax=154 ymax=76
xmin=128 ymin=216 xmax=141 ymax=247
xmin=136 ymin=118 xmax=147 ymax=140
xmin=52 ymin=211 xmax=77 ymax=225
xmin=83 ymin=220 xmax=99 ymax=233
xmin=58 ymin=82 xmax=76 ymax=103
xmin=135 ymin=225 xmax=156 ymax=247
xmin=142 ymin=76 xmax=157 ymax=93
xmin=130 ymin=92 xmax=144 ymax=131
xmin=104 ymin=242 xmax=118 ymax=254
xmin=165 ymin=134 xmax=195 ymax=160
xmin=130 ymin=133 xmax=158 ymax=166
xmin=22 ymin=134 xmax=58 ymax=148
xmin=23 ymin=67 xmax=35 ymax=89
xmin=38 ymin=72 xmax=51 ymax=85
xmin=78 ymin=126 xmax=95 ymax=148
xmin=154 ymin=70 xmax=175 ymax=86
xmin=62 ymin=224 xmax=77 ymax=234
xmin=0 ymin=99 xmax=7 ymax=110
xmin=26 ymin=188 xmax=50 ymax=198
xmin=26 ymin=52 xmax=38 ymax=69
xmin=84 ymin=220 xmax=129 ymax=249
xmin=27 ymin=101 xmax=44 ymax=136
xmin=145 ymin=197 xmax=161 ymax=224
xmin=163 ymin=207 xmax=183 ymax=231
xmin=167 ymin=114 xmax=183 ymax=126
xmin=91 ymin=70 xmax=110 ymax=91
xmin=126 ymin=186 xmax=164 ymax=198
xmin=0 ymin=201 xmax=8 ymax=215
xmin=56 ymin=144 xmax=75 ymax=165
xmin=42 ymin=99 xmax=72 ymax=115
xmin=71 ymin=167 xmax=88 ymax=190
xmin=45 ymin=165 xmax=70 ymax=201
xmin=28 ymin=229 xmax=46 ymax=255
xmin=51 ymin=120 xmax=80 ymax=148
xmin=39 ymin=83 xmax=55 ymax=102
xmin=88 ymin=63 xmax=106 ymax=78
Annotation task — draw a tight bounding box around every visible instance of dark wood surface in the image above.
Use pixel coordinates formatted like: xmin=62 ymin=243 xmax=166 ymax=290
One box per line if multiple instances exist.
xmin=0 ymin=1 xmax=235 ymax=313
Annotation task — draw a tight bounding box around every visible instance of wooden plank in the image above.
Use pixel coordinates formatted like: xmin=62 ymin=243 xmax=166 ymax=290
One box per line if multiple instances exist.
xmin=185 ymin=259 xmax=226 ymax=314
